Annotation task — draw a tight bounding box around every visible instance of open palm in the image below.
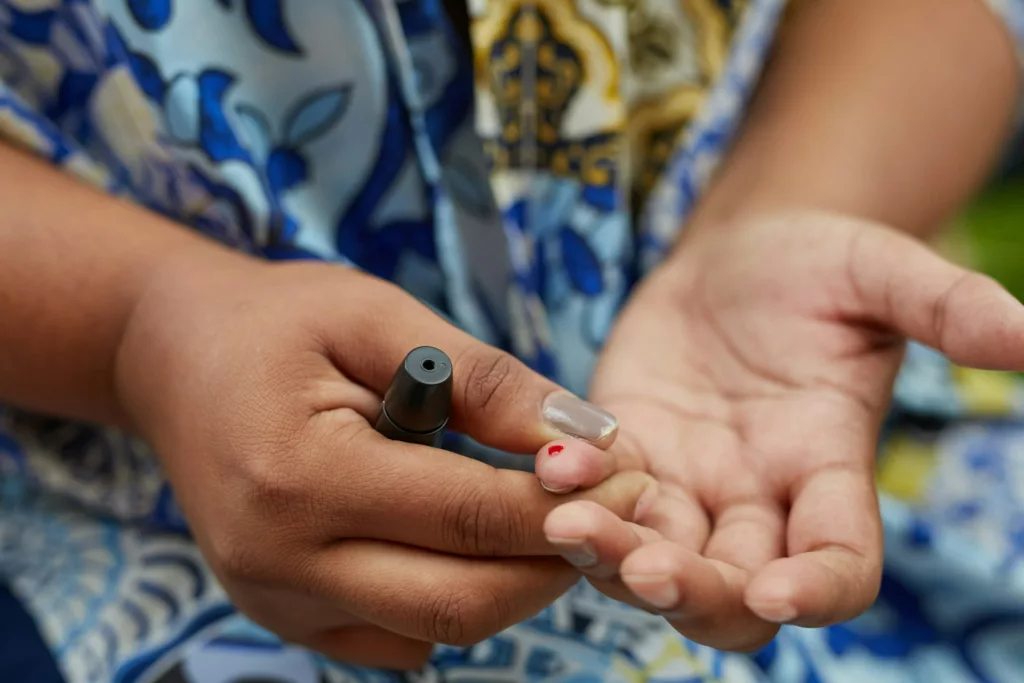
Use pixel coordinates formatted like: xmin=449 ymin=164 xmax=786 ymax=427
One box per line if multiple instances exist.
xmin=542 ymin=211 xmax=1024 ymax=651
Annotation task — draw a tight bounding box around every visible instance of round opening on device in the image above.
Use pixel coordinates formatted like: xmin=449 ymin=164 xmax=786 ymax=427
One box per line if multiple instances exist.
xmin=421 ymin=359 xmax=436 ymax=372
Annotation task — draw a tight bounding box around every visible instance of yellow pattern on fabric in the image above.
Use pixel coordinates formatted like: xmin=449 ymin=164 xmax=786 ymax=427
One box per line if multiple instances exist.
xmin=472 ymin=0 xmax=625 ymax=181
xmin=683 ymin=0 xmax=731 ymax=77
xmin=951 ymin=367 xmax=1018 ymax=415
xmin=877 ymin=436 xmax=939 ymax=503
xmin=621 ymin=0 xmax=736 ymax=212
xmin=469 ymin=0 xmax=751 ymax=217
xmin=628 ymin=86 xmax=706 ymax=206
xmin=608 ymin=634 xmax=731 ymax=681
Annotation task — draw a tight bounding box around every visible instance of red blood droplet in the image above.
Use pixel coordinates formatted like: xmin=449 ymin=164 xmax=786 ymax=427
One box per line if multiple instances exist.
xmin=547 ymin=445 xmax=565 ymax=457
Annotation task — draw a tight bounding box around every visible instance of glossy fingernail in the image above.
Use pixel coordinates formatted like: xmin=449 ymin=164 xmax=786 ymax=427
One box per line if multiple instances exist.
xmin=542 ymin=393 xmax=618 ymax=444
xmin=621 ymin=574 xmax=679 ymax=610
xmin=547 ymin=538 xmax=598 ymax=569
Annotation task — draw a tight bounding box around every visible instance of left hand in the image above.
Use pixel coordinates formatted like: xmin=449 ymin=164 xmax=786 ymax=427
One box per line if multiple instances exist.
xmin=536 ymin=210 xmax=1024 ymax=651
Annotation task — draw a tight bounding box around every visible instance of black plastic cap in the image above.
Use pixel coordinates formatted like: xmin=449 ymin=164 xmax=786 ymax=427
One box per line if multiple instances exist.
xmin=381 ymin=346 xmax=453 ymax=434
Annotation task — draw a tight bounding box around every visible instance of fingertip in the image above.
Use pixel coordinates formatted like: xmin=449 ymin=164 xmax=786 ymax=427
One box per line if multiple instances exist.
xmin=535 ymin=439 xmax=614 ymax=493
xmin=543 ymin=500 xmax=603 ymax=541
xmin=619 ymin=542 xmax=694 ymax=611
xmin=746 ymin=554 xmax=880 ymax=627
xmin=947 ymin=274 xmax=1024 ymax=370
xmin=744 ymin=571 xmax=799 ymax=624
xmin=621 ymin=543 xmax=781 ymax=651
xmin=545 ymin=501 xmax=659 ymax=580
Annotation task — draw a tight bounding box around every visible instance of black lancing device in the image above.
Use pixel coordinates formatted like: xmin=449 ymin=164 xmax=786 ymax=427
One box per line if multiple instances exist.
xmin=374 ymin=346 xmax=453 ymax=447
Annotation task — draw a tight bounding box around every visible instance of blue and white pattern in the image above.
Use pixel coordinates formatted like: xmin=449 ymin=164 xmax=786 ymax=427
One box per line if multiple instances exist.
xmin=3 ymin=1 xmax=1024 ymax=681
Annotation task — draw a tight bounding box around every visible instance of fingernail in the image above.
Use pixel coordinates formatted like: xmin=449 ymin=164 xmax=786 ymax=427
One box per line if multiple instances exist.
xmin=621 ymin=573 xmax=679 ymax=610
xmin=748 ymin=579 xmax=798 ymax=623
xmin=633 ymin=483 xmax=659 ymax=521
xmin=748 ymin=601 xmax=797 ymax=624
xmin=547 ymin=538 xmax=598 ymax=569
xmin=541 ymin=481 xmax=577 ymax=494
xmin=542 ymin=393 xmax=618 ymax=444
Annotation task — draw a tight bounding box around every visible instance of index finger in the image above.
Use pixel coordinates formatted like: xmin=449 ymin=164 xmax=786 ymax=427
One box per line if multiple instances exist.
xmin=308 ymin=411 xmax=657 ymax=557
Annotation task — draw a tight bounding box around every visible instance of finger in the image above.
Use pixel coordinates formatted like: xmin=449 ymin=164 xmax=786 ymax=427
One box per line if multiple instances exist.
xmin=535 ymin=438 xmax=619 ymax=494
xmin=310 ymin=540 xmax=579 ymax=646
xmin=310 ymin=414 xmax=657 ymax=556
xmin=641 ymin=487 xmax=712 ymax=551
xmin=848 ymin=222 xmax=1024 ymax=370
xmin=322 ymin=375 xmax=381 ymax=423
xmin=320 ymin=277 xmax=618 ymax=452
xmin=300 ymin=626 xmax=433 ymax=670
xmin=544 ymin=492 xmax=713 ymax=612
xmin=548 ymin=507 xmax=663 ymax=612
xmin=544 ymin=499 xmax=662 ymax=579
xmin=620 ymin=541 xmax=779 ymax=652
xmin=702 ymin=499 xmax=786 ymax=573
xmin=746 ymin=461 xmax=882 ymax=627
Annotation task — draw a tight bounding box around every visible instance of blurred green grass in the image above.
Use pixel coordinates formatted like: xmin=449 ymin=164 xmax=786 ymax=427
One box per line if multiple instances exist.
xmin=956 ymin=176 xmax=1024 ymax=301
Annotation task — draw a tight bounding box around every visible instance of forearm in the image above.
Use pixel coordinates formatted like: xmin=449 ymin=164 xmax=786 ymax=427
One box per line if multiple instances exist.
xmin=0 ymin=144 xmax=242 ymax=427
xmin=690 ymin=0 xmax=1020 ymax=238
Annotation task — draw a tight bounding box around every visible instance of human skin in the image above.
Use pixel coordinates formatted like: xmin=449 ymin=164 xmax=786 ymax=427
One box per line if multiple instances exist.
xmin=0 ymin=142 xmax=660 ymax=668
xmin=1 ymin=0 xmax=1019 ymax=664
xmin=539 ymin=0 xmax=1024 ymax=652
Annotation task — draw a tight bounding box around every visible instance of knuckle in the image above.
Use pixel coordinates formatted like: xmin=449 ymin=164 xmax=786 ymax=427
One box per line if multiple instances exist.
xmin=440 ymin=478 xmax=527 ymax=556
xmin=420 ymin=589 xmax=467 ymax=645
xmin=207 ymin=523 xmax=315 ymax=595
xmin=206 ymin=463 xmax=323 ymax=586
xmin=420 ymin=585 xmax=507 ymax=646
xmin=207 ymin=528 xmax=270 ymax=584
xmin=243 ymin=454 xmax=313 ymax=522
xmin=931 ymin=270 xmax=974 ymax=353
xmin=500 ymin=494 xmax=529 ymax=554
xmin=440 ymin=483 xmax=487 ymax=555
xmin=460 ymin=350 xmax=521 ymax=417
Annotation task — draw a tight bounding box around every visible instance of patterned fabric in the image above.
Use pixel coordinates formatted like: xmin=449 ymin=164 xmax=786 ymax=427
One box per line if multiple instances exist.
xmin=1 ymin=1 xmax=1024 ymax=681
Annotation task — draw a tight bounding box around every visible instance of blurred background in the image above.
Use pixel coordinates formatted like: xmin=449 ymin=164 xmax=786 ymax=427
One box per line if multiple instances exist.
xmin=944 ymin=160 xmax=1024 ymax=304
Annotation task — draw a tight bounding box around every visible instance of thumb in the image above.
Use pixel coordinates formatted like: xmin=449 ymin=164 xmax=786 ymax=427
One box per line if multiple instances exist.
xmin=324 ymin=277 xmax=619 ymax=453
xmin=848 ymin=223 xmax=1024 ymax=371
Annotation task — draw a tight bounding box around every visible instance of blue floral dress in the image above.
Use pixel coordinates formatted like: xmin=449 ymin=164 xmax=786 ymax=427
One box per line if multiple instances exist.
xmin=2 ymin=1 xmax=1024 ymax=681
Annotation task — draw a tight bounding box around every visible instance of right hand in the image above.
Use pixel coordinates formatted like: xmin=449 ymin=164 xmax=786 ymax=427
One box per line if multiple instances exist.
xmin=114 ymin=251 xmax=656 ymax=669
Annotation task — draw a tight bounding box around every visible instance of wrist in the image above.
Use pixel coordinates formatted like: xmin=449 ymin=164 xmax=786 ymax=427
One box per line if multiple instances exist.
xmin=663 ymin=204 xmax=862 ymax=282
xmin=112 ymin=238 xmax=261 ymax=436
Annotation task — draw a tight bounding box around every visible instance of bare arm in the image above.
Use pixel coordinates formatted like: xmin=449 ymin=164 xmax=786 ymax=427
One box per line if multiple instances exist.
xmin=690 ymin=0 xmax=1020 ymax=238
xmin=0 ymin=145 xmax=239 ymax=427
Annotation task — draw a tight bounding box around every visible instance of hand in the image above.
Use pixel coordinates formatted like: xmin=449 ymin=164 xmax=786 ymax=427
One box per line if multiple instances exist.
xmin=114 ymin=253 xmax=655 ymax=669
xmin=537 ymin=210 xmax=1024 ymax=651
